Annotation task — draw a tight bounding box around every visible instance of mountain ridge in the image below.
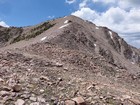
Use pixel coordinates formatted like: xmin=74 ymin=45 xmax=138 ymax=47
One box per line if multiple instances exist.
xmin=0 ymin=15 xmax=140 ymax=105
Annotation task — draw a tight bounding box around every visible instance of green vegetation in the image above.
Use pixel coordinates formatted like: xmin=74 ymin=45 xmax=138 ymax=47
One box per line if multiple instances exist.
xmin=0 ymin=27 xmax=23 ymax=43
xmin=12 ymin=22 xmax=55 ymax=43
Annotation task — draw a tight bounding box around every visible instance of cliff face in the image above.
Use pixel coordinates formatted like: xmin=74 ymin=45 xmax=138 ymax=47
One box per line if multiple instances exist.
xmin=0 ymin=15 xmax=140 ymax=105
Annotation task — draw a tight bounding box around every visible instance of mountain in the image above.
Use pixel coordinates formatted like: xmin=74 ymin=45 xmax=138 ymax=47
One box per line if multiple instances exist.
xmin=0 ymin=15 xmax=140 ymax=105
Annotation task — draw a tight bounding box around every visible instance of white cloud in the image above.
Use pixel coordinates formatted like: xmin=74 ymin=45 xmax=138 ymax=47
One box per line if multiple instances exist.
xmin=47 ymin=15 xmax=55 ymax=19
xmin=66 ymin=0 xmax=76 ymax=4
xmin=72 ymin=7 xmax=99 ymax=21
xmin=91 ymin=0 xmax=140 ymax=8
xmin=72 ymin=0 xmax=140 ymax=48
xmin=118 ymin=0 xmax=140 ymax=9
xmin=79 ymin=0 xmax=89 ymax=8
xmin=0 ymin=21 xmax=9 ymax=27
xmin=130 ymin=40 xmax=140 ymax=48
xmin=92 ymin=0 xmax=115 ymax=4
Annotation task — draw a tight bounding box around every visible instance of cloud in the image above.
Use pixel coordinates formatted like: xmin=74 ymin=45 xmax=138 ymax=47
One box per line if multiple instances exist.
xmin=79 ymin=0 xmax=89 ymax=8
xmin=65 ymin=0 xmax=76 ymax=4
xmin=47 ymin=15 xmax=55 ymax=19
xmin=92 ymin=0 xmax=115 ymax=4
xmin=72 ymin=7 xmax=99 ymax=21
xmin=72 ymin=0 xmax=140 ymax=48
xmin=118 ymin=0 xmax=140 ymax=9
xmin=0 ymin=21 xmax=9 ymax=27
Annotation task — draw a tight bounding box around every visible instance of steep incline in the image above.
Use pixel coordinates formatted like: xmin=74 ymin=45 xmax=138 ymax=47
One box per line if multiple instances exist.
xmin=0 ymin=26 xmax=23 ymax=47
xmin=0 ymin=15 xmax=140 ymax=105
xmin=29 ymin=15 xmax=140 ymax=73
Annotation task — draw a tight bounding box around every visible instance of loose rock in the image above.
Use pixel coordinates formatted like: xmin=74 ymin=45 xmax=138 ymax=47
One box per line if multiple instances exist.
xmin=72 ymin=97 xmax=86 ymax=105
xmin=0 ymin=78 xmax=4 ymax=82
xmin=0 ymin=91 xmax=10 ymax=97
xmin=12 ymin=84 xmax=22 ymax=92
xmin=30 ymin=102 xmax=39 ymax=105
xmin=65 ymin=100 xmax=76 ymax=105
xmin=15 ymin=99 xmax=25 ymax=105
xmin=30 ymin=97 xmax=37 ymax=102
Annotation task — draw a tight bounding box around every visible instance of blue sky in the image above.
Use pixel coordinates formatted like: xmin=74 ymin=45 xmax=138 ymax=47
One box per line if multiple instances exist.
xmin=0 ymin=0 xmax=77 ymax=26
xmin=0 ymin=0 xmax=140 ymax=48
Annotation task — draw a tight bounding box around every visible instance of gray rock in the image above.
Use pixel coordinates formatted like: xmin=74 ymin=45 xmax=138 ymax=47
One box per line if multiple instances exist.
xmin=72 ymin=97 xmax=86 ymax=105
xmin=55 ymin=62 xmax=63 ymax=67
xmin=0 ymin=91 xmax=10 ymax=97
xmin=12 ymin=84 xmax=22 ymax=92
xmin=15 ymin=99 xmax=25 ymax=105
xmin=30 ymin=102 xmax=39 ymax=105
xmin=30 ymin=97 xmax=37 ymax=102
xmin=2 ymin=86 xmax=11 ymax=91
xmin=40 ymin=76 xmax=49 ymax=81
xmin=0 ymin=78 xmax=4 ymax=82
xmin=21 ymin=94 xmax=30 ymax=99
xmin=37 ymin=96 xmax=45 ymax=102
xmin=65 ymin=100 xmax=75 ymax=105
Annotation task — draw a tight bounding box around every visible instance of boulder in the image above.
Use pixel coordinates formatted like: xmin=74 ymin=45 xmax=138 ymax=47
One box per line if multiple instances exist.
xmin=65 ymin=100 xmax=76 ymax=105
xmin=72 ymin=97 xmax=86 ymax=105
xmin=15 ymin=99 xmax=25 ymax=105
xmin=12 ymin=84 xmax=22 ymax=92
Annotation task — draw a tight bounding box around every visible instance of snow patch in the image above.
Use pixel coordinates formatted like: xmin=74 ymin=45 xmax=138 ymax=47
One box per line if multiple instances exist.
xmin=64 ymin=20 xmax=69 ymax=24
xmin=41 ymin=37 xmax=47 ymax=41
xmin=64 ymin=16 xmax=67 ymax=18
xmin=109 ymin=31 xmax=113 ymax=39
xmin=94 ymin=44 xmax=97 ymax=47
xmin=95 ymin=27 xmax=99 ymax=29
xmin=131 ymin=62 xmax=135 ymax=64
xmin=59 ymin=24 xmax=69 ymax=29
xmin=118 ymin=39 xmax=122 ymax=45
xmin=118 ymin=39 xmax=121 ymax=42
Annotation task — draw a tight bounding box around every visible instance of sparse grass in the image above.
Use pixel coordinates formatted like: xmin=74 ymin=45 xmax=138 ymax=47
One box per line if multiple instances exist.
xmin=11 ymin=22 xmax=55 ymax=43
xmin=0 ymin=27 xmax=23 ymax=44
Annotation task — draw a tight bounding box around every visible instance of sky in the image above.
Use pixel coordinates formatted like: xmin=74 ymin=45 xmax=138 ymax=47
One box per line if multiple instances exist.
xmin=0 ymin=0 xmax=140 ymax=48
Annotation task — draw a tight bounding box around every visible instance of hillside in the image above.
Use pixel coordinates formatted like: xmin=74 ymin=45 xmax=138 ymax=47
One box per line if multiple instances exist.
xmin=0 ymin=15 xmax=140 ymax=105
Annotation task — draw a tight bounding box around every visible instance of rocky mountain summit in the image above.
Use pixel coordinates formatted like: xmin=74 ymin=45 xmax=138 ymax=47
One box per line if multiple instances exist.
xmin=0 ymin=15 xmax=140 ymax=105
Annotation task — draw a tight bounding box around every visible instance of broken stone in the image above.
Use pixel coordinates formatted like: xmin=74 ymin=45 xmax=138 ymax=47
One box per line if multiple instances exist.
xmin=40 ymin=76 xmax=49 ymax=81
xmin=20 ymin=94 xmax=30 ymax=99
xmin=30 ymin=97 xmax=37 ymax=102
xmin=129 ymin=99 xmax=140 ymax=104
xmin=58 ymin=77 xmax=63 ymax=81
xmin=99 ymin=96 xmax=104 ymax=99
xmin=2 ymin=86 xmax=11 ymax=91
xmin=15 ymin=99 xmax=25 ymax=105
xmin=63 ymin=66 xmax=68 ymax=71
xmin=51 ymin=96 xmax=56 ymax=101
xmin=94 ymin=85 xmax=100 ymax=90
xmin=39 ymin=89 xmax=44 ymax=93
xmin=0 ymin=91 xmax=10 ymax=97
xmin=91 ymin=101 xmax=96 ymax=104
xmin=12 ymin=84 xmax=22 ymax=92
xmin=122 ymin=95 xmax=131 ymax=99
xmin=30 ymin=102 xmax=39 ymax=105
xmin=55 ymin=62 xmax=63 ymax=67
xmin=65 ymin=100 xmax=76 ymax=105
xmin=93 ymin=96 xmax=99 ymax=100
xmin=87 ymin=85 xmax=95 ymax=90
xmin=37 ymin=96 xmax=45 ymax=102
xmin=86 ymin=97 xmax=92 ymax=102
xmin=0 ymin=78 xmax=4 ymax=82
xmin=72 ymin=97 xmax=86 ymax=105
xmin=11 ymin=92 xmax=16 ymax=97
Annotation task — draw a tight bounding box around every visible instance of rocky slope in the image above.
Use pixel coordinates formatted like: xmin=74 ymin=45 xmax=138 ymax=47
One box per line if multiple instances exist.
xmin=0 ymin=15 xmax=140 ymax=105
